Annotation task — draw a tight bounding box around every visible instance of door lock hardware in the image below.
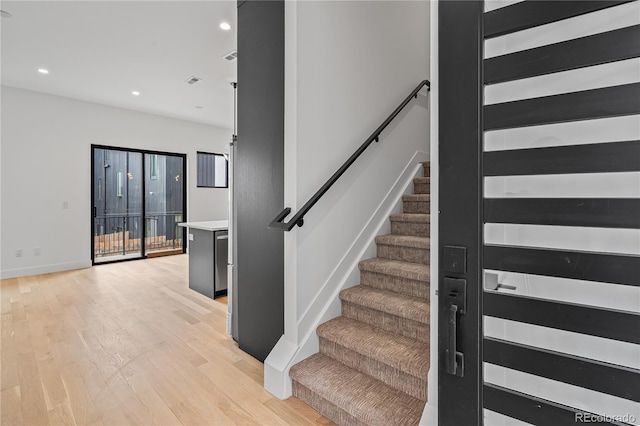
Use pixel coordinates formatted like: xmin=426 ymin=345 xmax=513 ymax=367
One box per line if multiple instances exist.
xmin=443 ymin=245 xmax=467 ymax=274
xmin=444 ymin=277 xmax=466 ymax=377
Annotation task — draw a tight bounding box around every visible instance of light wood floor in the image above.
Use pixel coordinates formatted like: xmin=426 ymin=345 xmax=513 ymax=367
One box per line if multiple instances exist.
xmin=0 ymin=255 xmax=333 ymax=425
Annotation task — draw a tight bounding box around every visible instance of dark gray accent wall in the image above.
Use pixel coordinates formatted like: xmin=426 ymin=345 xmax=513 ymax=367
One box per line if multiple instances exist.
xmin=235 ymin=0 xmax=285 ymax=362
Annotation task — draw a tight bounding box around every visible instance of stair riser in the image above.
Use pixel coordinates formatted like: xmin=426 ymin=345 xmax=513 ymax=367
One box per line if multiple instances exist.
xmin=342 ymin=302 xmax=429 ymax=343
xmin=413 ymin=182 xmax=430 ymax=194
xmin=319 ymin=339 xmax=427 ymax=401
xmin=292 ymin=382 xmax=366 ymax=426
xmin=391 ymin=221 xmax=430 ymax=237
xmin=360 ymin=271 xmax=429 ymax=299
xmin=403 ymin=201 xmax=430 ymax=214
xmin=423 ymin=164 xmax=430 ymax=176
xmin=377 ymin=244 xmax=429 ymax=264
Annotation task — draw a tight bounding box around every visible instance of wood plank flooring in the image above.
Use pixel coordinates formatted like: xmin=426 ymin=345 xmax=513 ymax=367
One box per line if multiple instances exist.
xmin=0 ymin=255 xmax=333 ymax=425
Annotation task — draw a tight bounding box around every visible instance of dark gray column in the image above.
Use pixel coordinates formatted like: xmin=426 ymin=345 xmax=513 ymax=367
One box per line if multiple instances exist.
xmin=235 ymin=0 xmax=284 ymax=362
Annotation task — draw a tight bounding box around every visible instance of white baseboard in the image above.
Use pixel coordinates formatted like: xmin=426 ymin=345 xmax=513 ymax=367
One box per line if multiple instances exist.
xmin=0 ymin=260 xmax=92 ymax=279
xmin=264 ymin=150 xmax=429 ymax=399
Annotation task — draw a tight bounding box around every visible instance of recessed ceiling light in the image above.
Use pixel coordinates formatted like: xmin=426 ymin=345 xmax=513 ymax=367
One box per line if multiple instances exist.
xmin=38 ymin=68 xmax=49 ymax=74
xmin=132 ymin=91 xmax=140 ymax=96
xmin=1 ymin=10 xmax=13 ymax=18
xmin=220 ymin=22 xmax=231 ymax=31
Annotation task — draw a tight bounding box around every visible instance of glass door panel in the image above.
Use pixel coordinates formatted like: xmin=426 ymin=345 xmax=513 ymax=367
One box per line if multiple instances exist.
xmin=144 ymin=153 xmax=185 ymax=256
xmin=93 ymin=148 xmax=143 ymax=262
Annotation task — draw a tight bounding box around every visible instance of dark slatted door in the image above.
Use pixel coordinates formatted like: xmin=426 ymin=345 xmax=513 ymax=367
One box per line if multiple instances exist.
xmin=482 ymin=1 xmax=640 ymax=424
xmin=440 ymin=1 xmax=640 ymax=424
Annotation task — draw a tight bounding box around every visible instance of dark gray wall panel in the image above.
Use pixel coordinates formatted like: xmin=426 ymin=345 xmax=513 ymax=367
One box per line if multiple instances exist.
xmin=485 ymin=25 xmax=640 ymax=85
xmin=484 ymin=198 xmax=640 ymax=229
xmin=484 ymin=292 xmax=640 ymax=344
xmin=235 ymin=0 xmax=284 ymax=362
xmin=484 ymin=83 xmax=640 ymax=131
xmin=483 ymin=141 xmax=640 ymax=176
xmin=484 ymin=337 xmax=640 ymax=402
xmin=484 ymin=245 xmax=640 ymax=287
xmin=484 ymin=1 xmax=633 ymax=39
xmin=484 ymin=384 xmax=617 ymax=426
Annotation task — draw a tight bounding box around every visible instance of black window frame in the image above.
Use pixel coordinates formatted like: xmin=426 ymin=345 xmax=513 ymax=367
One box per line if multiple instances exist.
xmin=196 ymin=151 xmax=229 ymax=188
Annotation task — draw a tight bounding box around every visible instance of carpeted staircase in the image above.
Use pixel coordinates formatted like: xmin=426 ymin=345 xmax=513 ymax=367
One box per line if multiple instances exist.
xmin=290 ymin=162 xmax=430 ymax=426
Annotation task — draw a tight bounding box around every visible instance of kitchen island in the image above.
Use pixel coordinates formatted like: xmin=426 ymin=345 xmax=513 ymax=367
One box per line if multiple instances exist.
xmin=178 ymin=221 xmax=228 ymax=299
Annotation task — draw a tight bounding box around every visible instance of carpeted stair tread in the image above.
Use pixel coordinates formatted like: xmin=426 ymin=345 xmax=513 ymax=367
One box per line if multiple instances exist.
xmin=340 ymin=285 xmax=429 ymax=324
xmin=413 ymin=177 xmax=430 ymax=194
xmin=317 ymin=317 xmax=429 ymax=379
xmin=290 ymin=353 xmax=425 ymax=426
xmin=292 ymin=382 xmax=364 ymax=426
xmin=390 ymin=213 xmax=430 ymax=237
xmin=403 ymin=194 xmax=430 ymax=214
xmin=359 ymin=258 xmax=430 ymax=281
xmin=375 ymin=234 xmax=430 ymax=249
xmin=376 ymin=234 xmax=429 ymax=263
xmin=402 ymin=194 xmax=430 ymax=202
xmin=413 ymin=184 xmax=430 ymax=196
xmin=389 ymin=213 xmax=430 ymax=223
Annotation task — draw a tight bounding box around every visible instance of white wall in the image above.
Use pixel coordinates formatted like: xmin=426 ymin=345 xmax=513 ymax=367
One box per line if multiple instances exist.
xmin=423 ymin=1 xmax=439 ymax=424
xmin=266 ymin=0 xmax=430 ymax=399
xmin=482 ymin=2 xmax=640 ymax=425
xmin=0 ymin=86 xmax=231 ymax=278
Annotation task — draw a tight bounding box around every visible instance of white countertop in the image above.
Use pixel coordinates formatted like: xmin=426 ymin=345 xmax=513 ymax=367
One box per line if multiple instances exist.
xmin=178 ymin=220 xmax=228 ymax=231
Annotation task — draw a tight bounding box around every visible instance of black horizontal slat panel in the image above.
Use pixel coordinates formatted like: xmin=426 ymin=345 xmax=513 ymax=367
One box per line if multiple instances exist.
xmin=484 ymin=245 xmax=640 ymax=286
xmin=484 ymin=291 xmax=640 ymax=344
xmin=485 ymin=198 xmax=640 ymax=229
xmin=484 ymin=338 xmax=640 ymax=401
xmin=484 ymin=141 xmax=640 ymax=176
xmin=484 ymin=384 xmax=628 ymax=426
xmin=485 ymin=25 xmax=640 ymax=85
xmin=484 ymin=1 xmax=635 ymax=39
xmin=484 ymin=83 xmax=640 ymax=131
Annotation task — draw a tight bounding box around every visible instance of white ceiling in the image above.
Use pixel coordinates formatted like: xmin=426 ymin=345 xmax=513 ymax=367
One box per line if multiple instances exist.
xmin=1 ymin=1 xmax=237 ymax=129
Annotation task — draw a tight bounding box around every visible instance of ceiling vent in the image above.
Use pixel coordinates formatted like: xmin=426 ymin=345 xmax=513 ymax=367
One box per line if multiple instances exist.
xmin=185 ymin=76 xmax=202 ymax=85
xmin=223 ymin=50 xmax=238 ymax=61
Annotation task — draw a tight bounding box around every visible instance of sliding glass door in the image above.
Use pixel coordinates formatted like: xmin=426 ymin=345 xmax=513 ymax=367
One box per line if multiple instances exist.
xmin=92 ymin=146 xmax=186 ymax=264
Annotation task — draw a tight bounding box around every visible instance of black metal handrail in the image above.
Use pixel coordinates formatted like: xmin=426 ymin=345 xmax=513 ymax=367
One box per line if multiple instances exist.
xmin=268 ymin=79 xmax=430 ymax=231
